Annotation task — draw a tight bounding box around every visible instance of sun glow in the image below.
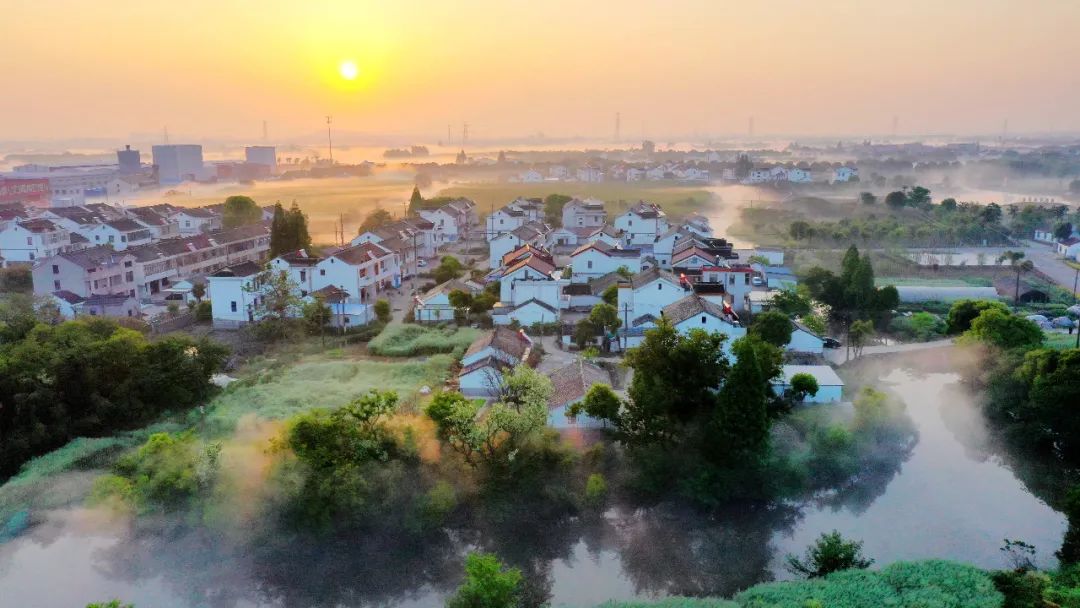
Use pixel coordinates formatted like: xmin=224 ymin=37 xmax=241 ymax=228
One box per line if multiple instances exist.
xmin=339 ymin=60 xmax=358 ymax=81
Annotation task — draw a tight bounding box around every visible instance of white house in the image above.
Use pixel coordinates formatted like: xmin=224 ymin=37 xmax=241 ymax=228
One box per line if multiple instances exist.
xmin=570 ymin=241 xmax=641 ymax=283
xmin=770 ymin=166 xmax=789 ymax=182
xmin=576 ymin=166 xmax=604 ymax=182
xmin=613 ymin=202 xmax=669 ymax=246
xmin=616 ymin=267 xmax=688 ymax=325
xmin=520 ymin=169 xmax=544 ymax=183
xmin=414 ymin=278 xmax=480 ymax=322
xmin=269 ymin=250 xmax=322 ymax=297
xmin=765 ymin=266 xmax=798 ymax=290
xmin=787 ymin=321 xmax=825 ymax=355
xmin=1034 ymin=227 xmax=1055 ymax=243
xmin=173 ymin=208 xmax=222 ymax=235
xmin=498 ymin=251 xmax=558 ymax=302
xmin=771 ymin=365 xmax=844 ymax=404
xmin=589 ymin=224 xmax=623 ymax=248
xmin=626 ymin=167 xmax=645 ymax=182
xmin=745 ymin=168 xmax=772 ymax=184
xmin=682 ymin=213 xmax=713 ymax=238
xmin=491 ymin=298 xmax=560 ymax=326
xmin=832 ymin=167 xmax=859 ymax=183
xmin=419 ymin=198 xmax=474 ymax=244
xmin=787 ymin=168 xmax=812 ymax=183
xmin=459 ymin=327 xmax=534 ymax=396
xmin=549 ymin=165 xmax=570 ymax=179
xmin=207 ymin=260 xmax=265 ymax=329
xmin=753 ymin=249 xmax=785 ymax=266
xmin=561 ymin=198 xmax=607 ymax=229
xmin=660 ymin=294 xmax=745 ymax=355
xmin=1057 ymin=237 xmax=1080 ymax=260
xmin=82 ymin=218 xmax=153 ymax=251
xmin=0 ymin=218 xmax=73 ymax=262
xmin=645 ymin=166 xmax=668 ymax=181
xmin=488 ymin=222 xmax=548 ymax=269
xmin=546 ymin=360 xmax=612 ymax=430
xmin=696 ymin=264 xmax=754 ymax=313
xmin=315 ymin=241 xmax=399 ymax=302
xmin=671 ymin=244 xmax=717 ymax=270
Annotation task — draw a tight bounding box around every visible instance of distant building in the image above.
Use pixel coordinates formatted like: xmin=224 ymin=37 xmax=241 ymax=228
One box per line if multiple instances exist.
xmin=0 ymin=176 xmax=50 ymax=207
xmin=117 ymin=145 xmax=141 ymax=175
xmin=832 ymin=166 xmax=859 ymax=183
xmin=153 ymin=144 xmax=204 ymax=184
xmin=245 ymin=146 xmax=277 ymax=172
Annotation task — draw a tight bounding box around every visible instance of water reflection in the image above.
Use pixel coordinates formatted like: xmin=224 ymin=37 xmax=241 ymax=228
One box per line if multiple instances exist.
xmin=0 ymin=349 xmax=1069 ymax=607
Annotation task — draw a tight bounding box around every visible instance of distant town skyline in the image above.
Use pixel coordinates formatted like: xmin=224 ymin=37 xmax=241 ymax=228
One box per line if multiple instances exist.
xmin=4 ymin=0 xmax=1080 ymax=142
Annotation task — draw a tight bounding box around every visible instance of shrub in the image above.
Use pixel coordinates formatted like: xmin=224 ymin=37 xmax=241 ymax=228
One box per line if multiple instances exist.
xmin=368 ymin=324 xmax=481 ymax=357
xmin=374 ymin=299 xmax=392 ymax=324
xmin=785 ymin=530 xmax=874 ymax=578
xmin=194 ymin=300 xmax=212 ymax=322
xmin=585 ymin=473 xmax=608 ymax=507
xmin=447 ymin=553 xmax=522 ymax=608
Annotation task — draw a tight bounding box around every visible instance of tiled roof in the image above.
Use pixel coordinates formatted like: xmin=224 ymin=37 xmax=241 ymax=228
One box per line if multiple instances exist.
xmin=17 ymin=218 xmax=60 ymax=233
xmin=464 ymin=326 xmax=531 ymax=361
xmin=459 ymin=355 xmax=513 ymax=377
xmin=331 ymin=241 xmax=394 ymax=265
xmin=51 ymin=290 xmax=85 ymax=305
xmin=661 ymin=294 xmax=730 ymax=325
xmin=421 ymin=278 xmax=476 ymax=300
xmin=210 ymin=260 xmax=262 ymax=278
xmin=547 ymin=360 xmax=610 ymax=408
xmin=105 ymin=218 xmax=147 ymax=232
xmin=311 ymin=285 xmax=350 ymax=302
xmin=627 ymin=267 xmax=680 ymax=288
xmin=57 ymin=246 xmax=132 ymax=269
xmin=274 ymin=249 xmax=322 ymax=266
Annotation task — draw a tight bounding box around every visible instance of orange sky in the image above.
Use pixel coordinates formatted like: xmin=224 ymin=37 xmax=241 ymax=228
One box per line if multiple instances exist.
xmin=3 ymin=0 xmax=1079 ymax=141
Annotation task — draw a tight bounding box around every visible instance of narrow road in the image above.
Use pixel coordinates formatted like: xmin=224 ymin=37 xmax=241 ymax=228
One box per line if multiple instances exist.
xmin=825 ymin=338 xmax=955 ymax=366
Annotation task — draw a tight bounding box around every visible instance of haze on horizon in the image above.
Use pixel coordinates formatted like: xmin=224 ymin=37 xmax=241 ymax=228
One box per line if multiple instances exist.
xmin=3 ymin=0 xmax=1080 ymax=143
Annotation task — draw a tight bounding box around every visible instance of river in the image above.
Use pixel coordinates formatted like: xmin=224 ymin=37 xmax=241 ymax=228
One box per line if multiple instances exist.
xmin=0 ymin=349 xmax=1067 ymax=607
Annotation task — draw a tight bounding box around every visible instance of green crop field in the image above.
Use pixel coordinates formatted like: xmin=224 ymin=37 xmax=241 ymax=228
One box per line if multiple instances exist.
xmin=435 ymin=182 xmax=714 ymax=220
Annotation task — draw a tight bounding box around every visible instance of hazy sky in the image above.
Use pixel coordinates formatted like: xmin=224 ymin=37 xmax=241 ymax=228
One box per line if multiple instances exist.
xmin=3 ymin=0 xmax=1080 ymax=142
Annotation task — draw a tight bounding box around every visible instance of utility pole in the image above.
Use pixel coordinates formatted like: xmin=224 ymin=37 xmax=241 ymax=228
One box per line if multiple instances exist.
xmin=462 ymin=122 xmax=470 ymax=146
xmin=447 ymin=124 xmax=453 ymax=146
xmin=621 ymin=301 xmax=631 ymax=351
xmin=326 ymin=115 xmax=334 ymax=163
xmin=615 ymin=112 xmax=621 ymax=143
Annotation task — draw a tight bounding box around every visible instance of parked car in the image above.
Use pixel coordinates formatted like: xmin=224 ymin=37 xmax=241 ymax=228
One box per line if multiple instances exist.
xmin=417 ymin=258 xmax=428 ymax=267
xmin=751 ymin=276 xmax=763 ymax=286
xmin=822 ymin=337 xmax=842 ymax=349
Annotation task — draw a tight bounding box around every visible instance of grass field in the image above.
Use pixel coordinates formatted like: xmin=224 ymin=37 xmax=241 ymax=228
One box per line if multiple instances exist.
xmin=435 ymin=182 xmax=714 ymax=220
xmin=1044 ymin=331 xmax=1079 ymax=350
xmin=876 ymin=277 xmax=994 ymax=287
xmin=368 ymin=324 xmax=482 ymax=357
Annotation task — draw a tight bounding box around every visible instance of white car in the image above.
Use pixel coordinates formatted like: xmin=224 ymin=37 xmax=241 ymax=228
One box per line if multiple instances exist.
xmin=752 ymin=276 xmax=763 ymax=286
xmin=417 ymin=259 xmax=427 ymax=267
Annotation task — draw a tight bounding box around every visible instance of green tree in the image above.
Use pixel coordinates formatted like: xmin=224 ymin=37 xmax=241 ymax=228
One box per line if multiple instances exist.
xmin=940 ymin=197 xmax=958 ymax=212
xmin=408 ymin=186 xmax=425 ymax=213
xmin=710 ymin=336 xmax=777 ymax=461
xmin=885 ymin=190 xmax=908 ymax=210
xmin=785 ymin=531 xmax=874 ymax=578
xmin=589 ymin=303 xmax=622 ymax=335
xmin=573 ymin=319 xmax=595 ymax=350
xmin=287 ymin=202 xmax=312 ymax=252
xmin=849 ymin=319 xmax=874 ymax=357
xmin=374 ymin=299 xmax=392 ymax=324
xmin=86 ymin=601 xmax=134 ymax=608
xmin=221 ymin=195 xmax=262 ymax=228
xmin=907 ymin=186 xmax=932 ymax=210
xmin=734 ymin=153 xmax=753 ymax=179
xmin=433 ymin=256 xmax=465 ymax=284
xmin=966 ymin=309 xmax=1043 ymax=350
xmin=566 ymin=383 xmax=622 ymax=425
xmin=789 ymin=372 xmax=819 ymax=402
xmin=997 ymin=250 xmax=1034 ymax=306
xmin=191 ymin=282 xmax=206 ymax=302
xmin=269 ymin=202 xmax=291 ymax=257
xmin=447 ymin=289 xmax=473 ymax=313
xmin=601 ymin=284 xmax=619 ymax=306
xmin=946 ymin=299 xmax=1010 ymax=334
xmin=768 ymin=288 xmax=812 ymax=317
xmin=789 ymin=220 xmax=813 ymax=243
xmin=302 ymin=296 xmax=332 ymax=335
xmin=584 ymin=473 xmax=608 ymax=507
xmin=359 ymin=208 xmax=394 ymax=234
xmin=249 ymin=269 xmax=301 ymax=324
xmin=543 ymin=193 xmax=573 ymax=226
xmin=447 ymin=553 xmax=522 ymax=608
xmin=859 ymin=192 xmax=877 ymax=205
xmin=1055 ymin=222 xmax=1074 ymax=241
xmin=749 ymin=310 xmax=793 ymax=347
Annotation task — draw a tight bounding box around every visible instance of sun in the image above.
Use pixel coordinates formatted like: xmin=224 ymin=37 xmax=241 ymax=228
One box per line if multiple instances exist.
xmin=339 ymin=60 xmax=358 ymax=81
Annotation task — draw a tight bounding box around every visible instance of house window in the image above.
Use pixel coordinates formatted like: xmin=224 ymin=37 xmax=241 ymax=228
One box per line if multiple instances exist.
xmin=744 ymin=274 xmax=750 ymax=285
xmin=230 ymin=301 xmax=237 ymax=313
xmin=701 ymin=316 xmax=707 ymax=324
xmin=320 ymin=269 xmax=326 ymax=276
xmin=125 ymin=271 xmax=133 ymax=282
xmin=26 ymin=236 xmax=32 ymax=245
xmin=587 ymin=261 xmax=593 ymax=269
xmin=52 ymin=264 xmax=59 ymax=274
xmin=124 ymin=261 xmax=132 ymax=267
xmin=657 ymin=283 xmax=662 ymax=290
xmin=300 ymin=270 xmax=306 ymax=282
xmin=53 ymin=280 xmax=61 ymax=290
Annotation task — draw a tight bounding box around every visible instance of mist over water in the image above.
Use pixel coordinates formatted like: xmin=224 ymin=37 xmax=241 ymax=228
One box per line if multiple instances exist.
xmin=0 ymin=348 xmax=1066 ymax=607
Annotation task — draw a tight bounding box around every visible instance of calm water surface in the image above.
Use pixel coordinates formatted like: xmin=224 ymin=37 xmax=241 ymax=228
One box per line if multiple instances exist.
xmin=0 ymin=353 xmax=1067 ymax=607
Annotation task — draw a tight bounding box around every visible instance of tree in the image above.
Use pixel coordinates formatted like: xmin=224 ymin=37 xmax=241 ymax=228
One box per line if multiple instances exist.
xmin=711 ymin=336 xmax=776 ymax=460
xmin=848 ymin=319 xmax=874 ymax=357
xmin=749 ymin=310 xmax=793 ymax=348
xmin=287 ymin=202 xmax=312 ymax=252
xmin=447 ymin=553 xmax=522 ymax=608
xmin=981 ymin=203 xmax=1003 ymax=224
xmin=1055 ymin=222 xmax=1074 ymax=241
xmin=447 ymin=289 xmax=473 ymax=313
xmin=885 ymin=190 xmax=907 ymax=210
xmin=789 ymin=220 xmax=812 ymax=243
xmin=785 ymin=531 xmax=874 ymax=578
xmin=269 ymin=202 xmax=290 ymax=257
xmin=374 ymin=299 xmax=392 ymax=324
xmin=589 ymin=303 xmax=622 ymax=335
xmin=946 ymin=299 xmax=1010 ymax=334
xmin=966 ymin=309 xmax=1043 ymax=350
xmin=734 ymin=154 xmax=753 ymax=179
xmin=566 ymin=383 xmax=622 ymax=425
xmin=573 ymin=319 xmax=595 ymax=350
xmin=997 ymin=250 xmax=1034 ymax=306
xmin=940 ymin=197 xmax=958 ymax=212
xmin=433 ymin=256 xmax=465 ymax=284
xmin=302 ymin=296 xmax=332 ymax=335
xmin=409 ymin=186 xmax=425 ymax=213
xmin=789 ymin=373 xmax=819 ymax=402
xmin=543 ymin=194 xmax=573 ymax=226
xmin=358 ymin=208 xmax=393 ymax=234
xmin=86 ymin=601 xmax=134 ymax=608
xmin=222 ymin=195 xmax=262 ymax=228
xmin=191 ymin=282 xmax=206 ymax=302
xmin=768 ymin=288 xmax=812 ymax=317
xmin=859 ymin=192 xmax=877 ymax=205
xmin=907 ymin=186 xmax=932 ymax=210
xmin=250 ymin=269 xmax=302 ymax=323
xmin=601 ymin=284 xmax=619 ymax=306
